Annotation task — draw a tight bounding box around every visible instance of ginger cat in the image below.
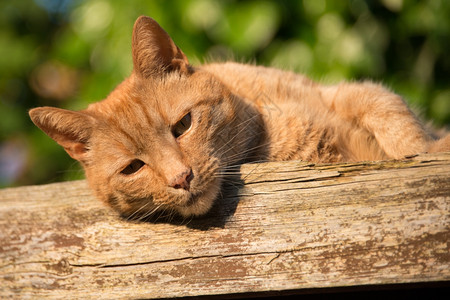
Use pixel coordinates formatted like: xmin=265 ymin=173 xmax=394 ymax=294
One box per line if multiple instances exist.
xmin=29 ymin=16 xmax=450 ymax=219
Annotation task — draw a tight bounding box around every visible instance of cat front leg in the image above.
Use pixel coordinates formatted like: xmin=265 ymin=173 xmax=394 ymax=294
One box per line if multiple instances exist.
xmin=320 ymin=82 xmax=433 ymax=159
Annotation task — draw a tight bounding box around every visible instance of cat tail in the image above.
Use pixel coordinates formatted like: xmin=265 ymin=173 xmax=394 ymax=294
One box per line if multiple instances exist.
xmin=427 ymin=134 xmax=450 ymax=153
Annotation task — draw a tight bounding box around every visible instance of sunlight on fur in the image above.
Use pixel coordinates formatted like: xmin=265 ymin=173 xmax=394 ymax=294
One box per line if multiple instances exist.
xmin=29 ymin=16 xmax=450 ymax=219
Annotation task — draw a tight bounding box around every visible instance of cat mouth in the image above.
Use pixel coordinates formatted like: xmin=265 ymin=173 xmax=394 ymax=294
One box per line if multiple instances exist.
xmin=174 ymin=177 xmax=221 ymax=217
xmin=180 ymin=188 xmax=207 ymax=208
xmin=184 ymin=193 xmax=197 ymax=207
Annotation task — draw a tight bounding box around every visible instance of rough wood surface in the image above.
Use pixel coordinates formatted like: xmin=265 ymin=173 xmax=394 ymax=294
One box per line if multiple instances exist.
xmin=1 ymin=152 xmax=449 ymax=299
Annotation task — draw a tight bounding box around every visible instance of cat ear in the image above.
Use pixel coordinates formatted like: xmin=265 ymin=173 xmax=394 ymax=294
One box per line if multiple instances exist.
xmin=29 ymin=107 xmax=95 ymax=162
xmin=132 ymin=16 xmax=190 ymax=77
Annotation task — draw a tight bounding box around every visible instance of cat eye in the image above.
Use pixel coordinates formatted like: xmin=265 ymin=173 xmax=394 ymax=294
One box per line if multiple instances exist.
xmin=172 ymin=112 xmax=192 ymax=138
xmin=121 ymin=159 xmax=145 ymax=175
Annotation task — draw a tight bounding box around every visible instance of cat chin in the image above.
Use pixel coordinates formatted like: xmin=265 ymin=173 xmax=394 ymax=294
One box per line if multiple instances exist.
xmin=175 ymin=179 xmax=221 ymax=217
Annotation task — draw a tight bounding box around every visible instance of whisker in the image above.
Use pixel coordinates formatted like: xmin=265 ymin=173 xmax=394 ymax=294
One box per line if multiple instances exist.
xmin=216 ymin=140 xmax=271 ymax=166
xmin=126 ymin=200 xmax=153 ymax=221
xmin=137 ymin=203 xmax=164 ymax=222
xmin=214 ymin=121 xmax=268 ymax=155
xmin=180 ymin=214 xmax=194 ymax=227
xmin=166 ymin=207 xmax=178 ymax=223
xmin=213 ymin=115 xmax=262 ymax=157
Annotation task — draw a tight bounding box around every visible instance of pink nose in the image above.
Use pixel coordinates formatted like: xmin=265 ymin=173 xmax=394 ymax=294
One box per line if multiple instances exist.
xmin=170 ymin=168 xmax=193 ymax=191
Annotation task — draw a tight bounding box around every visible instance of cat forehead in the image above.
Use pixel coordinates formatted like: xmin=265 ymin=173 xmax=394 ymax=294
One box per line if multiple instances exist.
xmin=136 ymin=71 xmax=225 ymax=104
xmin=87 ymin=70 xmax=226 ymax=129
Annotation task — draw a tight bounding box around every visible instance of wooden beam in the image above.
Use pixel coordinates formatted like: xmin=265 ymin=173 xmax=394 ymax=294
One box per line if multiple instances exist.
xmin=1 ymin=152 xmax=449 ymax=298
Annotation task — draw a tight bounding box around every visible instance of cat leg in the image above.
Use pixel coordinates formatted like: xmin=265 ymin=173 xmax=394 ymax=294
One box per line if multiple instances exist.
xmin=320 ymin=81 xmax=433 ymax=159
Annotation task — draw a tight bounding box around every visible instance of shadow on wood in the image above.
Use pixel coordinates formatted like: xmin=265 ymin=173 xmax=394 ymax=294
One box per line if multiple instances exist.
xmin=0 ymin=152 xmax=449 ymax=299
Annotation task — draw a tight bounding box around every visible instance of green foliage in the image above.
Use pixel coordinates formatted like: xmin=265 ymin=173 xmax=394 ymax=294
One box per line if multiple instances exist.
xmin=0 ymin=0 xmax=449 ymax=187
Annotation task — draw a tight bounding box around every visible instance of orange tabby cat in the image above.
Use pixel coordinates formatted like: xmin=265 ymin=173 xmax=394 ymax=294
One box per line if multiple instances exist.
xmin=29 ymin=16 xmax=449 ymax=218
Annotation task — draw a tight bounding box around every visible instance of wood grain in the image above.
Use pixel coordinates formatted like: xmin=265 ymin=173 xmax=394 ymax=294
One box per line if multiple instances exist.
xmin=1 ymin=152 xmax=449 ymax=299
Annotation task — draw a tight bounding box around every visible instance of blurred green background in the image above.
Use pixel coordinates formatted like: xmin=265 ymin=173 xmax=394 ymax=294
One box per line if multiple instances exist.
xmin=1 ymin=0 xmax=449 ymax=188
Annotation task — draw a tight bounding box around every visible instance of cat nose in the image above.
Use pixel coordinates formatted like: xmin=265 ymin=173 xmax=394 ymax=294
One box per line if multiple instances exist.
xmin=170 ymin=168 xmax=193 ymax=191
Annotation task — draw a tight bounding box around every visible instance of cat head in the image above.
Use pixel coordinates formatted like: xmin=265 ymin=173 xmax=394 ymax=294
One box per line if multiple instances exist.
xmin=29 ymin=16 xmax=263 ymax=219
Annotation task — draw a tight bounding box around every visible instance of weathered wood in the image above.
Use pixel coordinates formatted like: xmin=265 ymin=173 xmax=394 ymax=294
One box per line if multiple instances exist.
xmin=1 ymin=152 xmax=449 ymax=299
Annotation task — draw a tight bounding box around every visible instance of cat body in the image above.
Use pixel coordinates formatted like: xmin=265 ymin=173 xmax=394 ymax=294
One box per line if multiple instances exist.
xmin=29 ymin=16 xmax=449 ymax=218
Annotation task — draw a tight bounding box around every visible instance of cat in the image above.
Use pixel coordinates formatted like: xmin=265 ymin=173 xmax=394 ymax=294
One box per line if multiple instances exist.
xmin=29 ymin=16 xmax=450 ymax=219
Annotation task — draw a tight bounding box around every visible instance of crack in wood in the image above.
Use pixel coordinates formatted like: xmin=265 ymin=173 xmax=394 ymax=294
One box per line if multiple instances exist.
xmin=69 ymin=248 xmax=312 ymax=269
